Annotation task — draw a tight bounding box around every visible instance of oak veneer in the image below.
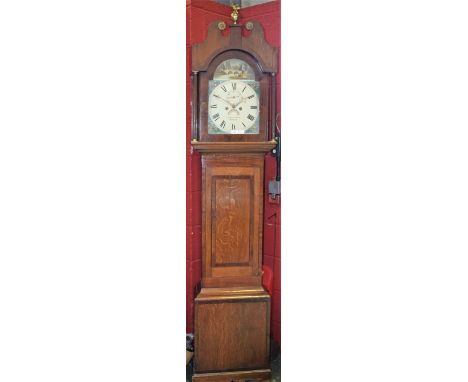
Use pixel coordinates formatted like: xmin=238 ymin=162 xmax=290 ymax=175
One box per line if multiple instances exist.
xmin=192 ymin=369 xmax=271 ymax=382
xmin=194 ymin=288 xmax=271 ymax=381
xmin=192 ymin=370 xmax=271 ymax=382
xmin=202 ymin=154 xmax=264 ymax=288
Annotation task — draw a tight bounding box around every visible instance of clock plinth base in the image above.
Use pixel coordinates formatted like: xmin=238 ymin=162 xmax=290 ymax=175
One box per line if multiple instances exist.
xmin=194 ymin=288 xmax=271 ymax=379
xmin=192 ymin=369 xmax=271 ymax=382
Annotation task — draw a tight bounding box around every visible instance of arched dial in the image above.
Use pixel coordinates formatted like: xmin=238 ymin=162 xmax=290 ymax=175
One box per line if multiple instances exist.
xmin=208 ymin=80 xmax=259 ymax=134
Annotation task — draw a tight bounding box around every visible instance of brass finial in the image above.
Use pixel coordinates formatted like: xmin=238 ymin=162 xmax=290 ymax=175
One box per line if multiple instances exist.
xmin=231 ymin=3 xmax=240 ymax=24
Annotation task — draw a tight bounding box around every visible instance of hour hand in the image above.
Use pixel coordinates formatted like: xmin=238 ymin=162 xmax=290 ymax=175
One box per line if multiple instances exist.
xmin=233 ymin=96 xmax=247 ymax=109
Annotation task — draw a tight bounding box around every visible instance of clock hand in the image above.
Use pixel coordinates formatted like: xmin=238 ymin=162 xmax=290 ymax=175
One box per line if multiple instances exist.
xmin=213 ymin=94 xmax=234 ymax=107
xmin=233 ymin=96 xmax=248 ymax=109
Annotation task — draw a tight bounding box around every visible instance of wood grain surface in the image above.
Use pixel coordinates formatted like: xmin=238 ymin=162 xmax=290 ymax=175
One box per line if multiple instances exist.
xmin=202 ymin=154 xmax=264 ymax=288
xmin=192 ymin=369 xmax=271 ymax=382
xmin=194 ymin=289 xmax=271 ymax=374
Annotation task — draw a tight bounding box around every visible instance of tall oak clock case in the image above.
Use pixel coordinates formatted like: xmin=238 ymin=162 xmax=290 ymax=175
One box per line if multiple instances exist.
xmin=191 ymin=18 xmax=278 ymax=382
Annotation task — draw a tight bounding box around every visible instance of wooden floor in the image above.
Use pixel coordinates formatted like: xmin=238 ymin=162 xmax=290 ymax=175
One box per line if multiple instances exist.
xmin=186 ymin=354 xmax=281 ymax=382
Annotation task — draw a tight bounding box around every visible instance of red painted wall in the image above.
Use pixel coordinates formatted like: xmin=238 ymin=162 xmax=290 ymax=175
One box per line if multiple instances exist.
xmin=186 ymin=0 xmax=281 ymax=345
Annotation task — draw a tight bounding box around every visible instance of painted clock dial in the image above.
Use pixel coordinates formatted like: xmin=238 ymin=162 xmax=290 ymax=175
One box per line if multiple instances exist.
xmin=207 ymin=58 xmax=260 ymax=135
xmin=208 ymin=80 xmax=259 ymax=134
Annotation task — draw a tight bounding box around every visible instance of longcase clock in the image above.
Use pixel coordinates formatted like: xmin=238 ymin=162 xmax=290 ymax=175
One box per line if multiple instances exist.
xmin=191 ymin=7 xmax=278 ymax=382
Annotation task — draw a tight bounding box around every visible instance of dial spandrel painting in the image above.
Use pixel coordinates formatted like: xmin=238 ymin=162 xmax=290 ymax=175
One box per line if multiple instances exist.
xmin=208 ymin=59 xmax=260 ymax=135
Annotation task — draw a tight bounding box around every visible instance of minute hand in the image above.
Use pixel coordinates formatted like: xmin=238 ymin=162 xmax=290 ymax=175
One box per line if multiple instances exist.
xmin=213 ymin=94 xmax=234 ymax=107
